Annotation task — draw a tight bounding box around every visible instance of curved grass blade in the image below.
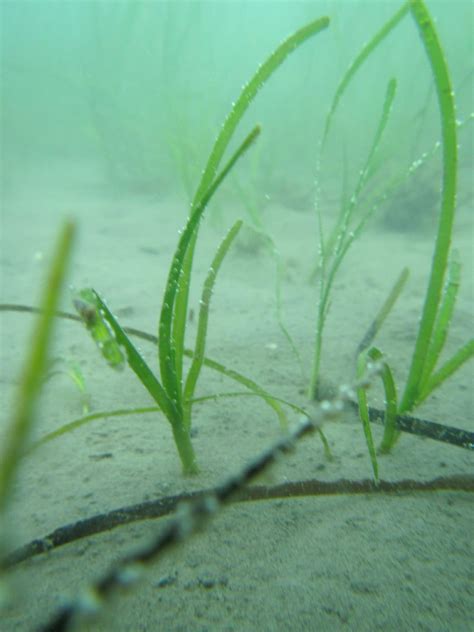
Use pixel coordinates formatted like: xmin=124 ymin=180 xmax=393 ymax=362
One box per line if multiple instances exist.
xmin=173 ymin=16 xmax=331 ymax=396
xmin=334 ymin=78 xmax=397 ymax=257
xmin=191 ymin=351 xmax=289 ymax=429
xmin=321 ymin=1 xmax=409 ymax=149
xmin=158 ymin=126 xmax=260 ymax=415
xmin=309 ymin=78 xmax=397 ymax=399
xmin=356 ymin=267 xmax=409 ymax=357
xmin=400 ymin=0 xmax=458 ymax=412
xmin=356 ymin=350 xmax=379 ymax=481
xmin=81 ymin=289 xmax=179 ymax=426
xmin=0 ymin=221 xmax=75 ymax=512
xmin=183 ymin=220 xmax=243 ymax=428
xmin=92 ymin=291 xmax=199 ymax=473
xmin=192 ymin=17 xmax=330 ymax=208
xmin=25 ymin=407 xmax=160 ymax=454
xmin=416 ymin=338 xmax=474 ymax=407
xmin=73 ymin=288 xmax=126 ymax=370
xmin=370 ymin=349 xmax=400 ymax=454
xmin=418 ymin=251 xmax=460 ymax=391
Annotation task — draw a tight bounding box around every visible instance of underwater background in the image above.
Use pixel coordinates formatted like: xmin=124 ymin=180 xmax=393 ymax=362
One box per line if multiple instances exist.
xmin=1 ymin=1 xmax=473 ymax=631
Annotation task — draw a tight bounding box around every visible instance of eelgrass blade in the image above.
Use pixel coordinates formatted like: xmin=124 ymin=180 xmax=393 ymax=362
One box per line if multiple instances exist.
xmin=183 ymin=220 xmax=243 ymax=427
xmin=356 ymin=267 xmax=409 ymax=357
xmin=321 ymin=1 xmax=409 ymax=149
xmin=0 ymin=221 xmax=74 ymax=512
xmin=25 ymin=407 xmax=160 ymax=454
xmin=356 ymin=350 xmax=379 ymax=481
xmin=418 ymin=252 xmax=460 ymax=392
xmin=173 ymin=16 xmax=331 ymax=401
xmin=309 ymin=79 xmax=397 ymax=399
xmin=90 ymin=293 xmax=200 ymax=474
xmin=73 ymin=288 xmax=126 ymax=370
xmin=416 ymin=338 xmax=474 ymax=407
xmin=77 ymin=289 xmax=177 ymax=423
xmin=26 ymin=386 xmax=298 ymax=459
xmin=334 ymin=78 xmax=397 ymax=257
xmin=273 ymin=250 xmax=305 ymax=380
xmin=192 ymin=352 xmax=289 ymax=430
xmin=358 ymin=114 xmax=472 ymax=241
xmin=369 ymin=349 xmax=400 ymax=454
xmin=158 ymin=126 xmax=261 ymax=416
xmin=400 ymin=0 xmax=458 ymax=412
xmin=192 ymin=17 xmax=330 ymax=208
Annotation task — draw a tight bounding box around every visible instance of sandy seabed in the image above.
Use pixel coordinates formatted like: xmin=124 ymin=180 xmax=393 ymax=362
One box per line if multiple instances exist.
xmin=1 ymin=161 xmax=473 ymax=631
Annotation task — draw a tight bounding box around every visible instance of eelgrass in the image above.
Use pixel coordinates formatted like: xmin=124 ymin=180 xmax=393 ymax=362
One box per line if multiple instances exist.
xmin=304 ymin=0 xmax=472 ymax=479
xmin=71 ymin=18 xmax=331 ymax=475
xmin=397 ymin=0 xmax=473 ymax=413
xmin=0 ymin=222 xmax=74 ymax=604
xmin=0 ymin=222 xmax=75 ymax=513
xmin=73 ymin=130 xmax=257 ymax=475
xmin=1 ymin=6 xmax=472 ymax=627
xmin=353 ymin=0 xmax=474 ymax=477
xmin=310 ymin=76 xmax=398 ymax=399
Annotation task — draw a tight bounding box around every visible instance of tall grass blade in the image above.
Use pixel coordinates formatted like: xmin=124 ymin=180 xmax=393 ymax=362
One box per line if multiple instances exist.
xmin=309 ymin=78 xmax=397 ymax=399
xmin=194 ymin=353 xmax=289 ymax=429
xmin=86 ymin=290 xmax=179 ymax=425
xmin=183 ymin=220 xmax=243 ymax=428
xmin=0 ymin=221 xmax=74 ymax=512
xmin=416 ymin=338 xmax=474 ymax=406
xmin=400 ymin=0 xmax=458 ymax=412
xmin=418 ymin=252 xmax=460 ymax=391
xmin=158 ymin=126 xmax=261 ymax=415
xmin=356 ymin=267 xmax=409 ymax=356
xmin=193 ymin=17 xmax=330 ymax=207
xmin=173 ymin=17 xmax=331 ymax=391
xmin=356 ymin=350 xmax=380 ymax=481
xmin=372 ymin=350 xmax=400 ymax=454
xmin=334 ymin=78 xmax=397 ymax=258
xmin=321 ymin=2 xmax=409 ymax=148
xmin=26 ymin=407 xmax=160 ymax=454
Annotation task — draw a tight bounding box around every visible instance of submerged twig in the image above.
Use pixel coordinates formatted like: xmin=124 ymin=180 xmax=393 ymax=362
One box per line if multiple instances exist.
xmin=3 ymin=473 xmax=473 ymax=572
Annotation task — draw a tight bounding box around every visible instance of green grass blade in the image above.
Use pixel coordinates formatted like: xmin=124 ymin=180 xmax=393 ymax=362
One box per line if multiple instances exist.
xmin=309 ymin=79 xmax=397 ymax=400
xmin=335 ymin=78 xmax=397 ymax=257
xmin=159 ymin=126 xmax=261 ymax=414
xmin=321 ymin=2 xmax=409 ymax=149
xmin=26 ymin=407 xmax=160 ymax=454
xmin=400 ymin=0 xmax=458 ymax=412
xmin=356 ymin=267 xmax=409 ymax=356
xmin=73 ymin=288 xmax=126 ymax=370
xmin=173 ymin=16 xmax=331 ymax=397
xmin=188 ymin=352 xmax=288 ymax=429
xmin=370 ymin=349 xmax=400 ymax=454
xmin=416 ymin=338 xmax=474 ymax=407
xmin=356 ymin=350 xmax=379 ymax=481
xmin=0 ymin=221 xmax=75 ymax=512
xmin=90 ymin=290 xmax=179 ymax=426
xmin=192 ymin=17 xmax=330 ymax=208
xmin=418 ymin=252 xmax=461 ymax=391
xmin=313 ymin=76 xmax=397 ymax=283
xmin=183 ymin=221 xmax=243 ymax=426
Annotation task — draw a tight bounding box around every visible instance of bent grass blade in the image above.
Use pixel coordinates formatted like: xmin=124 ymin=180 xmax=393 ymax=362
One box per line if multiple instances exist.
xmin=183 ymin=220 xmax=243 ymax=429
xmin=173 ymin=17 xmax=331 ymax=397
xmin=0 ymin=221 xmax=75 ymax=512
xmin=400 ymin=0 xmax=460 ymax=412
xmin=158 ymin=126 xmax=261 ymax=417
